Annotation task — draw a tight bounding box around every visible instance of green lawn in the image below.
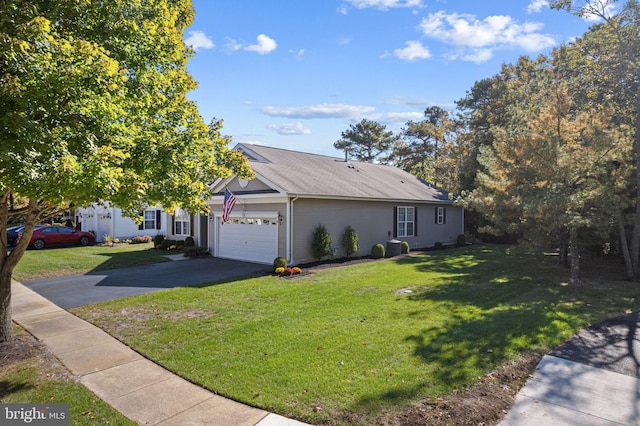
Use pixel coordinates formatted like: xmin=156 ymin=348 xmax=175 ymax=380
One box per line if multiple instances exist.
xmin=1 ymin=328 xmax=136 ymax=426
xmin=71 ymin=245 xmax=640 ymax=425
xmin=12 ymin=243 xmax=170 ymax=282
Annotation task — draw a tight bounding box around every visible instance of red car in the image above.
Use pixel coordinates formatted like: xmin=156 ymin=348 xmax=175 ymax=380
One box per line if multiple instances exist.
xmin=27 ymin=226 xmax=95 ymax=249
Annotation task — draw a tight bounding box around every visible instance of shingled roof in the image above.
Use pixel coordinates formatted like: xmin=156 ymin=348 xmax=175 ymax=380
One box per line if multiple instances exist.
xmin=236 ymin=143 xmax=452 ymax=204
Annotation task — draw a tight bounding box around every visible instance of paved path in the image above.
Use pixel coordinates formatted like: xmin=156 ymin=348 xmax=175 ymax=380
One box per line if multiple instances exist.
xmin=22 ymin=256 xmax=268 ymax=309
xmin=500 ymin=313 xmax=640 ymax=425
xmin=11 ymin=280 xmax=308 ymax=426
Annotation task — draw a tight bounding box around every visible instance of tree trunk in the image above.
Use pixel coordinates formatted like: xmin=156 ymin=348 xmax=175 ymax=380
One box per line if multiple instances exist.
xmin=0 ymin=197 xmax=43 ymax=342
xmin=630 ymin=68 xmax=640 ymax=277
xmin=559 ymin=238 xmax=569 ymax=266
xmin=619 ymin=214 xmax=634 ymax=280
xmin=0 ymin=271 xmax=12 ymax=343
xmin=569 ymin=226 xmax=582 ymax=285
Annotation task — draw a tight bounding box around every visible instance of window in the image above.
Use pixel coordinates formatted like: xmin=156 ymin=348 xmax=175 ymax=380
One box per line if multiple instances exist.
xmin=144 ymin=211 xmax=157 ymax=230
xmin=436 ymin=207 xmax=446 ymax=225
xmin=174 ymin=209 xmax=191 ymax=236
xmin=397 ymin=206 xmax=415 ymax=237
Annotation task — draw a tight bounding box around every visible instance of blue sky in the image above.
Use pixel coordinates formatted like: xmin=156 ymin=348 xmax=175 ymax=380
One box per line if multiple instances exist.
xmin=185 ymin=0 xmax=596 ymax=157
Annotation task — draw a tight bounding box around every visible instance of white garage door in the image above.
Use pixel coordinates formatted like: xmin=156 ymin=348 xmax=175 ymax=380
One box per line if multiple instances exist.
xmin=218 ymin=217 xmax=278 ymax=264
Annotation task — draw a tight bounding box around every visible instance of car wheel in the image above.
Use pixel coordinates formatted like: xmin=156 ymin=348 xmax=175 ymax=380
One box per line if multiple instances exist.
xmin=79 ymin=236 xmax=90 ymax=246
xmin=33 ymin=239 xmax=45 ymax=250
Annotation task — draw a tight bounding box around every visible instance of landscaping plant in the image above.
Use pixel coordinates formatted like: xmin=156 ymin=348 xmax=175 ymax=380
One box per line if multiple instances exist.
xmin=312 ymin=224 xmax=332 ymax=259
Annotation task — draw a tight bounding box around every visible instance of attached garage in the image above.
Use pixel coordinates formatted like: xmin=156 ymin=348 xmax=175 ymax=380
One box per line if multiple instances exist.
xmin=216 ymin=216 xmax=279 ymax=264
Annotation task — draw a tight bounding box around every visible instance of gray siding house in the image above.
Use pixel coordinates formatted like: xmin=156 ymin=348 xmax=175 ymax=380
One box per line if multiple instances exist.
xmin=207 ymin=144 xmax=463 ymax=265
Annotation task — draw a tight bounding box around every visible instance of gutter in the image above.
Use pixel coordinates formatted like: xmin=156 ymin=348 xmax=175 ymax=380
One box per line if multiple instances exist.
xmin=287 ymin=195 xmax=299 ymax=264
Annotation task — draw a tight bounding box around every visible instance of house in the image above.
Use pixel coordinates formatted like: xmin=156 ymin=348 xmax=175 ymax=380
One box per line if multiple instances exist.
xmin=76 ymin=204 xmax=207 ymax=245
xmin=207 ymin=144 xmax=464 ymax=265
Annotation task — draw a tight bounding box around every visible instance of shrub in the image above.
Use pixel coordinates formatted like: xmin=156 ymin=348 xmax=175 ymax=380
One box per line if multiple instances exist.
xmin=273 ymin=257 xmax=287 ymax=271
xmin=183 ymin=246 xmax=208 ymax=257
xmin=169 ymin=240 xmax=177 ymax=247
xmin=312 ymin=224 xmax=332 ymax=260
xmin=456 ymin=234 xmax=466 ymax=247
xmin=153 ymin=234 xmax=165 ymax=246
xmin=282 ymin=267 xmax=294 ymax=276
xmin=131 ymin=235 xmax=152 ymax=244
xmin=184 ymin=236 xmax=195 ymax=247
xmin=371 ymin=243 xmax=385 ymax=259
xmin=275 ymin=267 xmax=285 ymax=274
xmin=434 ymin=242 xmax=444 ymax=250
xmin=401 ymin=241 xmax=410 ymax=254
xmin=176 ymin=240 xmax=185 ymax=247
xmin=341 ymin=226 xmax=359 ymax=257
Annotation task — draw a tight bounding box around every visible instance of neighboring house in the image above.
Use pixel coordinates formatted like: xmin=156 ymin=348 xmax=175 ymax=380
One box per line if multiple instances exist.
xmin=207 ymin=143 xmax=464 ymax=265
xmin=76 ymin=204 xmax=206 ymax=245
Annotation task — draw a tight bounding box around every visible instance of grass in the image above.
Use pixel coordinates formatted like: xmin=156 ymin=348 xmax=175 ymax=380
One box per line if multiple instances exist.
xmin=12 ymin=243 xmax=170 ymax=282
xmin=0 ymin=327 xmax=136 ymax=426
xmin=71 ymin=245 xmax=640 ymax=425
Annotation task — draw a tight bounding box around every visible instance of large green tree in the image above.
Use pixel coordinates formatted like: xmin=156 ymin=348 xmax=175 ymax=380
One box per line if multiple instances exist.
xmin=333 ymin=119 xmax=398 ymax=163
xmin=552 ymin=0 xmax=640 ymax=276
xmin=0 ymin=1 xmax=252 ymax=342
xmin=464 ymin=58 xmax=631 ymax=282
xmin=391 ymin=106 xmax=469 ymax=193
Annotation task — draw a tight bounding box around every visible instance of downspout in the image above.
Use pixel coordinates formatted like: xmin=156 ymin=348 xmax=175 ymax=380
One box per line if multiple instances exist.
xmin=288 ymin=195 xmax=299 ymax=265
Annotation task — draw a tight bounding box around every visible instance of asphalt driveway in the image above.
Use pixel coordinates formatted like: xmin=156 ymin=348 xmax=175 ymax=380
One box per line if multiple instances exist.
xmin=21 ymin=256 xmax=269 ymax=309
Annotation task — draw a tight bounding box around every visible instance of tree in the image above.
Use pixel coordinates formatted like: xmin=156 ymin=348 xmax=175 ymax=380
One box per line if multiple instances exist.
xmin=0 ymin=1 xmax=253 ymax=342
xmin=551 ymin=0 xmax=640 ymax=276
xmin=463 ymin=59 xmax=631 ymax=283
xmin=334 ymin=119 xmax=398 ymax=163
xmin=391 ymin=106 xmax=469 ymax=193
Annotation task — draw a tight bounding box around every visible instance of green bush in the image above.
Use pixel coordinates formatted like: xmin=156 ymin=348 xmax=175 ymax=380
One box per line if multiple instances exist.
xmin=273 ymin=257 xmax=287 ymax=271
xmin=130 ymin=235 xmax=152 ymax=244
xmin=176 ymin=240 xmax=185 ymax=248
xmin=153 ymin=234 xmax=165 ymax=246
xmin=169 ymin=240 xmax=177 ymax=247
xmin=312 ymin=224 xmax=332 ymax=260
xmin=456 ymin=234 xmax=466 ymax=247
xmin=183 ymin=247 xmax=208 ymax=257
xmin=184 ymin=236 xmax=195 ymax=247
xmin=341 ymin=226 xmax=359 ymax=257
xmin=371 ymin=243 xmax=385 ymax=259
xmin=401 ymin=241 xmax=410 ymax=254
xmin=434 ymin=242 xmax=444 ymax=250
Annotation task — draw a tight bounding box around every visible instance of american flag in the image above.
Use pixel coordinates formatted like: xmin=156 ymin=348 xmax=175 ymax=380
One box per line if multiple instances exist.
xmin=222 ymin=188 xmax=237 ymax=224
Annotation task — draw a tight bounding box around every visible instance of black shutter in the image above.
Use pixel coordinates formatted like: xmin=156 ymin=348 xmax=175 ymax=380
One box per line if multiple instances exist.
xmin=171 ymin=215 xmax=175 ymax=234
xmin=435 ymin=207 xmax=438 ymax=224
xmin=156 ymin=210 xmax=161 ymax=230
xmin=393 ymin=207 xmax=398 ymax=238
xmin=414 ymin=207 xmax=418 ymax=236
xmin=190 ymin=215 xmax=194 ymax=237
xmin=138 ymin=211 xmax=143 ymax=230
xmin=443 ymin=207 xmax=446 ymax=225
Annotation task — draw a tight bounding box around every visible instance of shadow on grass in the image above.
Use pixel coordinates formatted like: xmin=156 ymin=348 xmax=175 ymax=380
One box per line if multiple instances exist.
xmin=351 ymin=245 xmax=604 ymax=413
xmin=86 ymin=246 xmax=171 ymax=273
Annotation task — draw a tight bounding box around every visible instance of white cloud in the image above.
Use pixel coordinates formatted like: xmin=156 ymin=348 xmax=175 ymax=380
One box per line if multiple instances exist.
xmin=262 ymin=103 xmax=376 ymax=119
xmin=185 ymin=30 xmax=214 ymax=51
xmin=342 ymin=0 xmax=423 ymax=10
xmin=418 ymin=11 xmax=556 ymax=63
xmin=225 ymin=38 xmax=243 ymax=52
xmin=393 ymin=40 xmax=431 ymax=61
xmin=366 ymin=111 xmax=424 ymax=124
xmin=267 ymin=122 xmax=312 ymax=135
xmin=527 ymin=0 xmax=549 ymax=14
xmin=245 ymin=34 xmax=278 ymax=55
xmin=289 ymin=48 xmax=306 ymax=59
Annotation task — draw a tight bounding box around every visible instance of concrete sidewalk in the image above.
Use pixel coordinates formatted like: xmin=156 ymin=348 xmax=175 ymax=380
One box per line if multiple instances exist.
xmin=11 ymin=280 xmax=309 ymax=426
xmin=499 ymin=355 xmax=640 ymax=425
